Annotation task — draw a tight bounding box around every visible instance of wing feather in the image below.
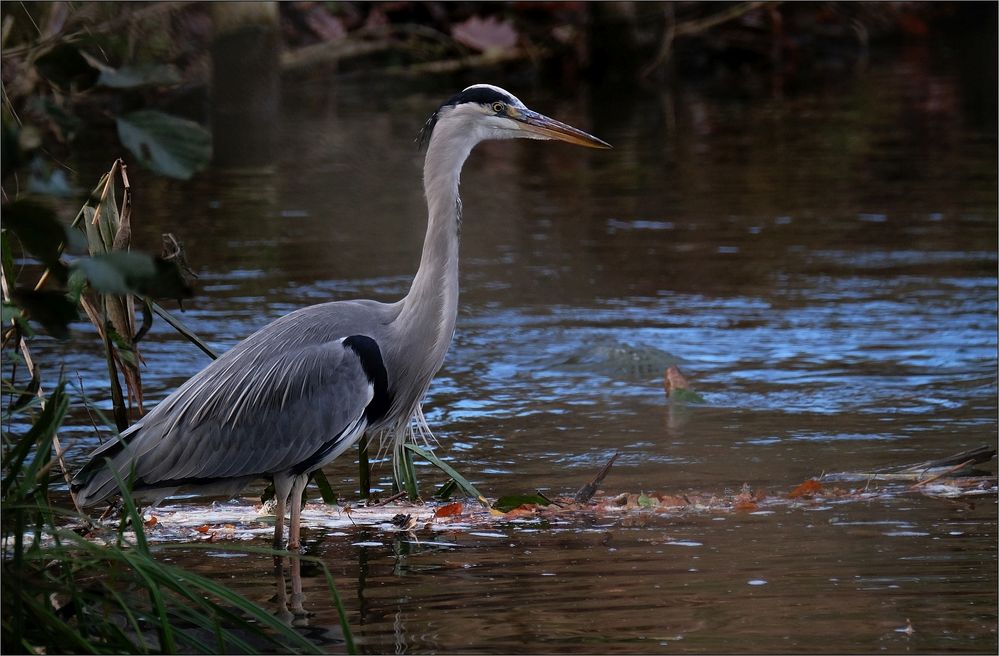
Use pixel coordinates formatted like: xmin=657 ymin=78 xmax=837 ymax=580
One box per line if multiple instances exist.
xmin=74 ymin=334 xmax=373 ymax=504
xmin=72 ymin=300 xmax=401 ymax=506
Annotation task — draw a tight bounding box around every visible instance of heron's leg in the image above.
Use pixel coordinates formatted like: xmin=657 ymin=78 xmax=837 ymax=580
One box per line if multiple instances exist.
xmin=287 ymin=474 xmax=309 ymax=552
xmin=273 ymin=498 xmax=286 ymax=550
xmin=273 ymin=475 xmax=294 ymax=550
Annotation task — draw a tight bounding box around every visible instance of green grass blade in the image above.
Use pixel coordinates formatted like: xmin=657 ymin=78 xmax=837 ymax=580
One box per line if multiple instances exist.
xmin=122 ymin=552 xmax=177 ymax=653
xmin=403 ymin=443 xmax=489 ymax=507
xmin=311 ymin=469 xmax=338 ymax=505
xmin=164 ymin=566 xmax=323 ymax=654
xmin=314 ymin=558 xmax=357 ymax=654
xmin=107 ymin=464 xmax=149 ymax=554
xmin=12 ymin=589 xmax=100 ymax=654
xmin=401 ymin=444 xmax=419 ymax=500
xmin=357 ymin=434 xmax=371 ymax=498
xmin=1 ymin=382 xmax=68 ymax=498
xmin=155 ymin=543 xmax=355 ymax=653
xmin=99 ymin=582 xmax=151 ymax=653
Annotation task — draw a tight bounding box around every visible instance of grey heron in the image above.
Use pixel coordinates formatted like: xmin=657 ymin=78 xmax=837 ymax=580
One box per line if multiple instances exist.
xmin=71 ymin=84 xmax=610 ymax=550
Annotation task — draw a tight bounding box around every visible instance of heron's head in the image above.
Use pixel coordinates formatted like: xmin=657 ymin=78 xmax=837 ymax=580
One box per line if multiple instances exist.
xmin=419 ymin=84 xmax=611 ymax=151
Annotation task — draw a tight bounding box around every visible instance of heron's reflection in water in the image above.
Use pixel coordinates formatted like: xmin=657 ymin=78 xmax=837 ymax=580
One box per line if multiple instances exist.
xmin=273 ymin=555 xmax=308 ymax=626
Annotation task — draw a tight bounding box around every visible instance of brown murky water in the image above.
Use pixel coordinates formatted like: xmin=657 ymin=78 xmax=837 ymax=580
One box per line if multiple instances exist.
xmin=32 ymin=44 xmax=998 ymax=652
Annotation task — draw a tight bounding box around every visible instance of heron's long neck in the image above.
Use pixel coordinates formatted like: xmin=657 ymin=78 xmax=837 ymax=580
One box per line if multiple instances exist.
xmin=396 ymin=127 xmax=476 ymax=387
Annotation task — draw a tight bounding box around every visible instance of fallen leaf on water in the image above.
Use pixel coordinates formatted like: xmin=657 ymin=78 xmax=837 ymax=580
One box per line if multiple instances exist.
xmin=664 ymin=366 xmax=707 ymax=403
xmin=195 ymin=524 xmax=210 ymax=533
xmin=789 ymin=479 xmax=823 ymax=498
xmin=493 ymin=493 xmax=551 ymax=513
xmin=652 ymin=494 xmax=687 ymax=508
xmin=503 ymin=505 xmax=539 ymax=519
xmin=637 ymin=493 xmax=655 ymax=509
xmin=434 ymin=502 xmax=464 ymax=518
xmin=664 ymin=366 xmax=690 ymax=393
xmin=734 ymin=483 xmax=758 ymax=510
xmin=143 ymin=516 xmax=157 ymax=528
xmin=390 ymin=514 xmax=418 ymax=531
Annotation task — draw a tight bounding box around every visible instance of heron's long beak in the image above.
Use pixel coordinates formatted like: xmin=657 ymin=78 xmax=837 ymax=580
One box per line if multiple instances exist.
xmin=512 ymin=108 xmax=612 ymax=149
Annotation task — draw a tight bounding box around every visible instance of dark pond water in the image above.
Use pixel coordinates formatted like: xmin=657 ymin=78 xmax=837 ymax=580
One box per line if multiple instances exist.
xmin=28 ymin=43 xmax=999 ymax=653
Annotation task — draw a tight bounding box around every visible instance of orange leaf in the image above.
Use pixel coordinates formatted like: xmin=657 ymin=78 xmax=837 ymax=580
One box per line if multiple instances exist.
xmin=195 ymin=524 xmax=210 ymax=533
xmin=143 ymin=516 xmax=157 ymax=527
xmin=653 ymin=494 xmax=687 ymax=508
xmin=734 ymin=501 xmax=758 ymax=511
xmin=434 ymin=502 xmax=464 ymax=518
xmin=503 ymin=504 xmax=538 ymax=518
xmin=788 ymin=479 xmax=823 ymax=498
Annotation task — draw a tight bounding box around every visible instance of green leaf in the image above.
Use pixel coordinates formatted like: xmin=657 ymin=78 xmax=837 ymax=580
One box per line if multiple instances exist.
xmin=403 ymin=443 xmax=488 ymax=507
xmin=492 ymin=493 xmax=551 ymax=513
xmin=2 ymin=301 xmax=22 ymax=324
xmin=71 ymin=252 xmax=147 ymax=295
xmin=4 ymin=199 xmax=69 ymax=281
xmin=7 ymin=288 xmax=78 ymax=338
xmin=28 ymin=160 xmax=75 ymax=198
xmin=98 ymin=63 xmax=182 ymax=89
xmin=65 ymin=268 xmax=88 ymax=303
xmin=116 ymin=111 xmax=212 ymax=180
xmin=108 ymin=329 xmax=139 ymax=367
xmin=25 ymin=96 xmax=81 ymax=137
xmin=435 ymin=478 xmax=458 ymax=500
xmin=72 ymin=252 xmax=193 ymax=300
xmin=637 ymin=493 xmax=655 ymax=508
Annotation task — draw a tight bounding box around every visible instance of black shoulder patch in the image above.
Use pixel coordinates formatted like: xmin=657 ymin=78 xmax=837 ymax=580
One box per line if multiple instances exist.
xmin=343 ymin=335 xmax=391 ymax=425
xmin=418 ymin=86 xmax=516 ymax=149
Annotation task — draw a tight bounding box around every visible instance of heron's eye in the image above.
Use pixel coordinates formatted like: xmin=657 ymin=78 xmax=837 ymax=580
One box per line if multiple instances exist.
xmin=491 ymin=101 xmax=505 ymax=114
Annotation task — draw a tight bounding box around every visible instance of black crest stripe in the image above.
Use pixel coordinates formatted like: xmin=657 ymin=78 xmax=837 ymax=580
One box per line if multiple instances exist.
xmin=419 ymin=86 xmax=516 ymax=149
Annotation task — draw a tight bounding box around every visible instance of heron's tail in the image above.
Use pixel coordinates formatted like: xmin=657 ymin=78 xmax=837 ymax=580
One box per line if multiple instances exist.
xmin=71 ymin=426 xmax=141 ymax=507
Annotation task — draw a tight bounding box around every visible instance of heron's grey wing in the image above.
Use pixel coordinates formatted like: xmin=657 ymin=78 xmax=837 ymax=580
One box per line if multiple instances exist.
xmin=74 ymin=334 xmax=383 ymax=504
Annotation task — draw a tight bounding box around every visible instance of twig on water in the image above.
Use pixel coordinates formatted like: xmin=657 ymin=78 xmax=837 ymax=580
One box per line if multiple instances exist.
xmin=574 ymin=452 xmax=620 ymax=503
xmin=368 ymin=491 xmax=408 ymax=508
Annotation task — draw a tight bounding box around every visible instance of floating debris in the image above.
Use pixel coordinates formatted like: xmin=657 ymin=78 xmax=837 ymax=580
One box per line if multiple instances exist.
xmin=57 ymin=446 xmax=996 ymax=546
